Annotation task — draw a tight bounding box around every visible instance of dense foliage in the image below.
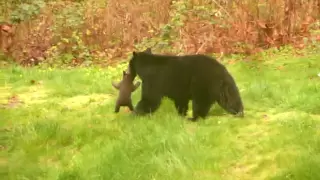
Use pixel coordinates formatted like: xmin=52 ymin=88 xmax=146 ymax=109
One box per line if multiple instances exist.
xmin=0 ymin=0 xmax=319 ymax=67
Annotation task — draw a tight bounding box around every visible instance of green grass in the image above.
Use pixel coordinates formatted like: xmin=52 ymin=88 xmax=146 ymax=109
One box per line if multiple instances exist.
xmin=1 ymin=47 xmax=320 ymax=180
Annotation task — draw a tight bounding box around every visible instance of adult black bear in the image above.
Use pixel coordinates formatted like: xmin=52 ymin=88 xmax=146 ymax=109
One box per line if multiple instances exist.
xmin=128 ymin=48 xmax=244 ymax=121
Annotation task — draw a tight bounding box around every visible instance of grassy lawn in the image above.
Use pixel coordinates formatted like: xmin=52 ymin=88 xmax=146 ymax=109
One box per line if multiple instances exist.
xmin=1 ymin=47 xmax=320 ymax=180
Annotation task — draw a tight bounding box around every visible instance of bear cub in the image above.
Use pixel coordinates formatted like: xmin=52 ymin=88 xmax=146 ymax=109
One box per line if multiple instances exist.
xmin=112 ymin=70 xmax=141 ymax=113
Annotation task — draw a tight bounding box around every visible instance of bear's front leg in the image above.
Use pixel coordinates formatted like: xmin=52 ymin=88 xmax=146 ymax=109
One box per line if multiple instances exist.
xmin=190 ymin=98 xmax=213 ymax=121
xmin=174 ymin=99 xmax=189 ymax=117
xmin=134 ymin=81 xmax=162 ymax=115
xmin=134 ymin=97 xmax=161 ymax=115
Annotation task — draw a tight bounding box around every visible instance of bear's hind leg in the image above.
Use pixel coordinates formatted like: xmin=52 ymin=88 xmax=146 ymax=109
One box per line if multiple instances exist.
xmin=128 ymin=102 xmax=134 ymax=111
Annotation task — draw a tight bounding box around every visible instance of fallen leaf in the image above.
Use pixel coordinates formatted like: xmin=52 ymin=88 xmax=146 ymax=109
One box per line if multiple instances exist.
xmin=7 ymin=95 xmax=24 ymax=108
xmin=30 ymin=80 xmax=36 ymax=84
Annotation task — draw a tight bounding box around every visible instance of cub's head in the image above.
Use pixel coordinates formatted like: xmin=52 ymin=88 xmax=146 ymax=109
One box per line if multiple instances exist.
xmin=122 ymin=70 xmax=134 ymax=82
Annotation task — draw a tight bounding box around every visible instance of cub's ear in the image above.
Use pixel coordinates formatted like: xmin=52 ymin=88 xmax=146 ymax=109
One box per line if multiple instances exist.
xmin=132 ymin=51 xmax=137 ymax=56
xmin=122 ymin=70 xmax=126 ymax=76
xmin=126 ymin=68 xmax=131 ymax=74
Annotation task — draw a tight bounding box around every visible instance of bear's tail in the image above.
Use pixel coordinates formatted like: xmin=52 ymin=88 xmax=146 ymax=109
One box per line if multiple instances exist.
xmin=217 ymin=72 xmax=244 ymax=117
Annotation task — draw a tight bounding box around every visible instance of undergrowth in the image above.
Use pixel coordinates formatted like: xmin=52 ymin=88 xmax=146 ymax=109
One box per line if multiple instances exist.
xmin=0 ymin=0 xmax=319 ymax=66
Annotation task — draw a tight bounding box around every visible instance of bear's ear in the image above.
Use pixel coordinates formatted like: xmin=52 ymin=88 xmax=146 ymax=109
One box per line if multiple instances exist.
xmin=132 ymin=51 xmax=137 ymax=56
xmin=122 ymin=70 xmax=127 ymax=76
xmin=144 ymin=48 xmax=152 ymax=54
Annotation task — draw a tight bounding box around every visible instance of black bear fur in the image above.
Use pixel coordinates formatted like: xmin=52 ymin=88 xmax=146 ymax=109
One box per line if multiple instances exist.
xmin=128 ymin=48 xmax=244 ymax=121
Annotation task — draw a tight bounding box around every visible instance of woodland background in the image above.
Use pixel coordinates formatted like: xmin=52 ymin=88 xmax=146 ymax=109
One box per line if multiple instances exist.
xmin=1 ymin=0 xmax=319 ymax=67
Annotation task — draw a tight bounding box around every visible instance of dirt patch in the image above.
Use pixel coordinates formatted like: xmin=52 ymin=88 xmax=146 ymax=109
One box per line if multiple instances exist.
xmin=1 ymin=84 xmax=113 ymax=109
xmin=19 ymin=85 xmax=50 ymax=105
xmin=1 ymin=84 xmax=50 ymax=108
xmin=59 ymin=93 xmax=112 ymax=109
xmin=0 ymin=87 xmax=12 ymax=105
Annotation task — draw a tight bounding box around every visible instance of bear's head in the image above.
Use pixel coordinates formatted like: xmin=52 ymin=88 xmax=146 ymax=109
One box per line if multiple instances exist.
xmin=128 ymin=48 xmax=153 ymax=79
